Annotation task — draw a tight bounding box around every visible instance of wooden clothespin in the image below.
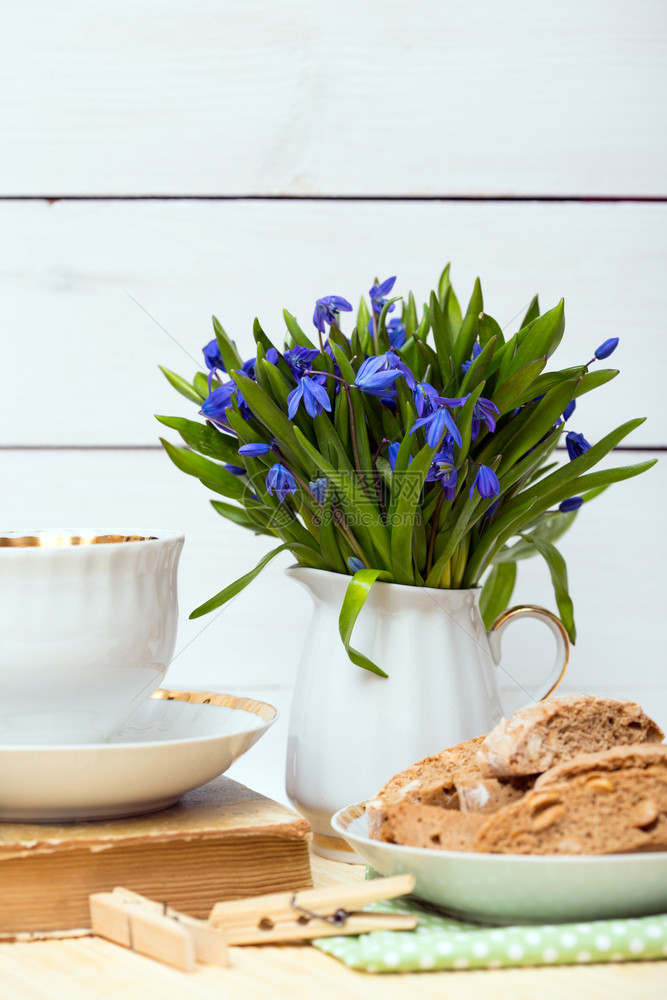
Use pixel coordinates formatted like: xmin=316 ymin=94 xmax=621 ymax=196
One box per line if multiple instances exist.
xmin=89 ymin=887 xmax=228 ymax=971
xmin=208 ymin=873 xmax=418 ymax=944
xmin=90 ymin=874 xmax=417 ymax=970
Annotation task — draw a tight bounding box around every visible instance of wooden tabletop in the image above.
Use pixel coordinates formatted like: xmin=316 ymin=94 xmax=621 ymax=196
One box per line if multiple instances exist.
xmin=1 ymin=854 xmax=665 ymax=1000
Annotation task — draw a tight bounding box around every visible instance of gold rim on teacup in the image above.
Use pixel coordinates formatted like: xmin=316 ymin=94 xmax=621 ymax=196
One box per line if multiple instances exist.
xmin=0 ymin=533 xmax=158 ymax=547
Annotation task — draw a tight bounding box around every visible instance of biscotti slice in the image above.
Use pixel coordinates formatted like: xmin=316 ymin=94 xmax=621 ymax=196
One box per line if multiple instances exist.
xmin=535 ymin=743 xmax=667 ymax=789
xmin=474 ymin=768 xmax=667 ymax=855
xmin=477 ymin=694 xmax=663 ymax=778
xmin=455 ymin=776 xmax=532 ymax=814
xmin=366 ymin=735 xmax=486 ymax=840
xmin=377 ymin=802 xmax=486 ymax=851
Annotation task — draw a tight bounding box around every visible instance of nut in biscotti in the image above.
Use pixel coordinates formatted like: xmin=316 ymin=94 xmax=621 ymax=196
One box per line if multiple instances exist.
xmin=473 ymin=768 xmax=667 ymax=855
xmin=477 ymin=694 xmax=664 ymax=778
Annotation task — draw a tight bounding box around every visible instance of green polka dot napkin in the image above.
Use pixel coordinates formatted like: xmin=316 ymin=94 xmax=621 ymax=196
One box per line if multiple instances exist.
xmin=313 ymin=894 xmax=667 ymax=972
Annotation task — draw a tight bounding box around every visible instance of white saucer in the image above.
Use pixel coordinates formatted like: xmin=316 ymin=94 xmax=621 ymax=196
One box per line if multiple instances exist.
xmin=0 ymin=689 xmax=277 ymax=822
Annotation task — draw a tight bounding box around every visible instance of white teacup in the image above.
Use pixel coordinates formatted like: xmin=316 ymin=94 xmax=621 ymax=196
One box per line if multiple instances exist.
xmin=0 ymin=529 xmax=184 ymax=745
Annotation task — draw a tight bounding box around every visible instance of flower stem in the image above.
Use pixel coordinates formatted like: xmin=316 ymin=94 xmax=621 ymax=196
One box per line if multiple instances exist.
xmin=426 ymin=490 xmax=446 ymax=578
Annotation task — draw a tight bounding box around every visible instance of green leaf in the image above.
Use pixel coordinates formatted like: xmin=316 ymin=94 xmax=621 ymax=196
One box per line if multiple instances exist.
xmin=159 ymin=438 xmax=247 ymax=500
xmin=460 ymin=338 xmax=496 ymax=396
xmin=339 ymin=568 xmax=394 ymax=676
xmin=390 ymin=442 xmax=437 ymax=584
xmin=189 ymin=544 xmax=292 ymax=618
xmin=283 ymin=309 xmax=317 ymax=349
xmin=437 ymin=263 xmax=451 ymax=309
xmin=425 ymin=484 xmax=482 ymax=588
xmin=519 ymin=534 xmax=576 ymax=643
xmin=453 ymin=277 xmax=483 ymax=367
xmin=492 ymin=510 xmax=578 ymax=563
xmin=155 ymin=414 xmax=240 ymax=464
xmin=328 ymin=341 xmax=357 ymax=384
xmin=505 ymin=300 xmax=565 ymax=379
xmin=328 ymin=323 xmax=353 ymax=359
xmin=357 ymin=297 xmax=372 ymax=349
xmin=158 ymin=366 xmax=205 ymax=405
xmin=403 ymin=290 xmax=419 ymax=333
xmin=318 ymin=502 xmax=348 ymax=573
xmin=496 ymin=379 xmax=578 ymax=474
xmin=437 ymin=263 xmax=462 ymax=331
xmin=490 ymin=357 xmax=547 ymax=416
xmin=501 ymin=417 xmax=648 ymax=518
xmin=520 ymin=294 xmax=540 ymax=329
xmin=428 ymin=290 xmax=454 ymax=382
xmin=232 ymin=371 xmax=306 ymax=472
xmin=210 ymin=499 xmax=275 ymax=536
xmin=252 ymin=317 xmax=276 ymax=357
xmin=536 ymin=459 xmax=657 ymax=510
xmin=292 ymin=425 xmax=391 ymax=566
xmin=212 ymin=316 xmax=243 ymax=374
xmin=478 ymin=312 xmax=505 ymax=350
xmin=480 ymin=562 xmax=517 ymax=630
xmin=461 ymin=495 xmax=537 ymax=586
xmin=259 ymin=357 xmax=294 ymax=411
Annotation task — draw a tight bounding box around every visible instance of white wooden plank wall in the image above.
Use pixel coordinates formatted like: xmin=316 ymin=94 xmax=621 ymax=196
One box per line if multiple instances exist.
xmin=0 ymin=1 xmax=665 ymax=805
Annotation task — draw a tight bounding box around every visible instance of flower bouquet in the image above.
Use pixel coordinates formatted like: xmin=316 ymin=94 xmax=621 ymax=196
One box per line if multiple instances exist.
xmin=158 ymin=267 xmax=654 ymax=675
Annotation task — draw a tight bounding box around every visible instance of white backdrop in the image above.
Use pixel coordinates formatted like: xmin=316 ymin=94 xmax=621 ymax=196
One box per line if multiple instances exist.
xmin=0 ymin=1 xmax=665 ymax=805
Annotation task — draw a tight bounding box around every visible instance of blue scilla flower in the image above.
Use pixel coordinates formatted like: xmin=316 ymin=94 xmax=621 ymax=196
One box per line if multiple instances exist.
xmin=224 ymin=464 xmax=247 ymax=476
xmin=309 ymin=477 xmax=327 ymax=504
xmin=368 ymin=315 xmax=406 ymax=350
xmin=200 ymin=381 xmax=236 ymax=426
xmin=594 ymin=337 xmax=619 ymax=360
xmin=240 ymin=357 xmax=257 ymax=380
xmin=565 ymin=431 xmax=591 ymax=461
xmin=238 ymin=442 xmax=271 ymax=456
xmin=283 ymin=345 xmax=321 ymax=379
xmin=410 ymin=396 xmax=466 ymax=448
xmin=347 ymin=557 xmax=366 ymax=573
xmin=203 ymin=339 xmax=225 ymax=372
xmin=387 ymin=317 xmax=406 ymax=349
xmin=426 ymin=444 xmax=458 ymax=500
xmin=461 ymin=342 xmax=482 ymax=374
xmin=265 ymin=463 xmax=297 ymax=502
xmin=471 ymin=396 xmax=500 ymax=441
xmin=469 ymin=465 xmax=500 ymax=500
xmin=559 ymin=496 xmax=584 ymax=512
xmin=287 ymin=376 xmax=332 ymax=419
xmin=413 ymin=382 xmax=439 ymax=418
xmin=354 ymin=354 xmax=405 ymax=397
xmin=369 ymin=276 xmax=397 ymax=315
xmin=385 ymin=349 xmax=416 ymax=390
xmin=313 ymin=295 xmax=353 ymax=333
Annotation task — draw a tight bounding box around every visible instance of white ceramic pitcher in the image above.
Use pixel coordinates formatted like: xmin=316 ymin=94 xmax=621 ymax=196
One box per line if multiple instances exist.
xmin=285 ymin=567 xmax=569 ymax=861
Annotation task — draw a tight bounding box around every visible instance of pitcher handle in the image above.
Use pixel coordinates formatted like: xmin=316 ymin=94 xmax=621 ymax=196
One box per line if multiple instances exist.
xmin=488 ymin=604 xmax=570 ymax=708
